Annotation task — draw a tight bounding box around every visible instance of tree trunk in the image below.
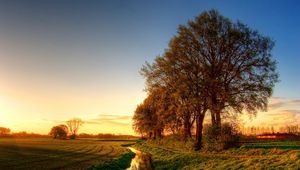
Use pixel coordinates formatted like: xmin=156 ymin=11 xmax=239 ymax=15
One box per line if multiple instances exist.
xmin=210 ymin=93 xmax=222 ymax=135
xmin=216 ymin=111 xmax=221 ymax=129
xmin=211 ymin=108 xmax=221 ymax=137
xmin=209 ymin=94 xmax=218 ymax=127
xmin=153 ymin=131 xmax=157 ymax=140
xmin=194 ymin=114 xmax=205 ymax=151
xmin=183 ymin=117 xmax=192 ymax=140
xmin=157 ymin=129 xmax=163 ymax=139
xmin=183 ymin=122 xmax=192 ymax=140
xmin=211 ymin=112 xmax=216 ymax=125
xmin=148 ymin=132 xmax=152 ymax=139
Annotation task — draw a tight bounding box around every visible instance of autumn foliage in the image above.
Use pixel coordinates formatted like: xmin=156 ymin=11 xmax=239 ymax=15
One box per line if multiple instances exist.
xmin=133 ymin=10 xmax=278 ymax=150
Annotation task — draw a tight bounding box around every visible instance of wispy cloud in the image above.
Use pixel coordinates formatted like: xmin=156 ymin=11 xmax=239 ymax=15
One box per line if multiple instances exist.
xmin=247 ymin=111 xmax=300 ymax=127
xmin=84 ymin=114 xmax=132 ymax=126
xmin=287 ymin=99 xmax=300 ymax=105
xmin=268 ymin=102 xmax=286 ymax=110
xmin=42 ymin=118 xmax=64 ymax=124
xmin=43 ymin=114 xmax=132 ymax=127
xmin=93 ymin=114 xmax=132 ymax=121
xmin=242 ymin=97 xmax=300 ymax=128
xmin=268 ymin=97 xmax=300 ymax=110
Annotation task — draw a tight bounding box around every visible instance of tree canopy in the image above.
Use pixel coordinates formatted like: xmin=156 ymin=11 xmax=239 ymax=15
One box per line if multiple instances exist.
xmin=49 ymin=124 xmax=69 ymax=139
xmin=133 ymin=10 xmax=278 ymax=150
xmin=0 ymin=127 xmax=11 ymax=136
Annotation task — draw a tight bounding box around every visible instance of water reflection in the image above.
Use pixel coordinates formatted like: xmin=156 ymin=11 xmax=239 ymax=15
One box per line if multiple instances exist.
xmin=127 ymin=147 xmax=153 ymax=170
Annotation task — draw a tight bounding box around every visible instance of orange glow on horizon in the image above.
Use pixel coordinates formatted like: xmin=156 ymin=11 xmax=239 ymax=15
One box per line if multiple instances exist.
xmin=1 ymin=95 xmax=300 ymax=135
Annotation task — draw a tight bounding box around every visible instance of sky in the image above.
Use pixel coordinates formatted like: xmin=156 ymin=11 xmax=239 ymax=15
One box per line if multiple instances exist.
xmin=0 ymin=0 xmax=300 ymax=135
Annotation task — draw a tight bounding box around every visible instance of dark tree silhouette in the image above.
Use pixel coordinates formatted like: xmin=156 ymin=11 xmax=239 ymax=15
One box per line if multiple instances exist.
xmin=49 ymin=125 xmax=68 ymax=139
xmin=66 ymin=118 xmax=83 ymax=139
xmin=0 ymin=127 xmax=11 ymax=136
xmin=133 ymin=90 xmax=163 ymax=139
xmin=135 ymin=9 xmax=278 ymax=150
xmin=187 ymin=10 xmax=278 ymax=132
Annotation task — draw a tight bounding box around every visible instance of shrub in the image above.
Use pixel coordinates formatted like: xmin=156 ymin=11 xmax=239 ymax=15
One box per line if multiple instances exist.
xmin=203 ymin=123 xmax=241 ymax=150
xmin=69 ymin=134 xmax=76 ymax=139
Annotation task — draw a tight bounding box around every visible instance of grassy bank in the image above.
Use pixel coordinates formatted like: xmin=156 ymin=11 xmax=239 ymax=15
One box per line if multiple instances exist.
xmin=86 ymin=151 xmax=135 ymax=170
xmin=134 ymin=140 xmax=300 ymax=170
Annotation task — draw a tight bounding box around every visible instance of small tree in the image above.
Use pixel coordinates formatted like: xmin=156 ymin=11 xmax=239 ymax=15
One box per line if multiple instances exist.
xmin=133 ymin=94 xmax=161 ymax=139
xmin=66 ymin=118 xmax=83 ymax=139
xmin=49 ymin=125 xmax=68 ymax=139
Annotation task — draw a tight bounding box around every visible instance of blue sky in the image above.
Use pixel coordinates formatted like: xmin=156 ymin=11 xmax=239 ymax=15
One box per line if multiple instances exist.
xmin=0 ymin=0 xmax=299 ymax=134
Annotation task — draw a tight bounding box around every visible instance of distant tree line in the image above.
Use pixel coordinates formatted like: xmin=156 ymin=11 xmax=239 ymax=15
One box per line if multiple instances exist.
xmin=0 ymin=128 xmax=48 ymax=138
xmin=242 ymin=125 xmax=300 ymax=136
xmin=0 ymin=127 xmax=11 ymax=137
xmin=133 ymin=10 xmax=278 ymax=150
xmin=78 ymin=133 xmax=138 ymax=140
xmin=0 ymin=124 xmax=138 ymax=140
xmin=0 ymin=118 xmax=84 ymax=139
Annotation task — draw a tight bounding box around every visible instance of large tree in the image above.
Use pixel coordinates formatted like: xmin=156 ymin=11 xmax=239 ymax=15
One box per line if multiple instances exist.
xmin=141 ymin=57 xmax=201 ymax=140
xmin=138 ymin=10 xmax=278 ymax=150
xmin=184 ymin=10 xmax=278 ymax=130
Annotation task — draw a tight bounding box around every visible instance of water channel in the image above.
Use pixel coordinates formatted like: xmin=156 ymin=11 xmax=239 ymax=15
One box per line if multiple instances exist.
xmin=126 ymin=147 xmax=153 ymax=170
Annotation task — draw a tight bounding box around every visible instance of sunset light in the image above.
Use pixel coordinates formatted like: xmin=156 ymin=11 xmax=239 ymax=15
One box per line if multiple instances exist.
xmin=0 ymin=1 xmax=300 ymax=169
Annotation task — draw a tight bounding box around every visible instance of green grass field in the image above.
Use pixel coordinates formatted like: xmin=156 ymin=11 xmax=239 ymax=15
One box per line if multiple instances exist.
xmin=134 ymin=140 xmax=300 ymax=170
xmin=0 ymin=137 xmax=135 ymax=170
xmin=2 ymin=137 xmax=300 ymax=170
xmin=242 ymin=141 xmax=300 ymax=150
